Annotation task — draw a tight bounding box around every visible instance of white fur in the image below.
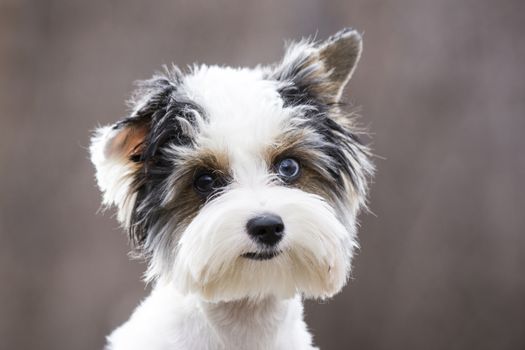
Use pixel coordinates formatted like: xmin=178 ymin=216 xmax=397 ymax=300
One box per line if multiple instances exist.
xmin=106 ymin=283 xmax=317 ymax=350
xmin=181 ymin=66 xmax=304 ymax=165
xmin=97 ymin=67 xmax=356 ymax=349
xmin=93 ymin=29 xmax=369 ymax=350
xmin=172 ymin=186 xmax=355 ymax=302
xmin=144 ymin=67 xmax=358 ymax=299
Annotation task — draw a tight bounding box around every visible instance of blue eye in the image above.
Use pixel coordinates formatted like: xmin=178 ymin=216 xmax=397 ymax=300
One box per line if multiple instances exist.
xmin=276 ymin=158 xmax=300 ymax=182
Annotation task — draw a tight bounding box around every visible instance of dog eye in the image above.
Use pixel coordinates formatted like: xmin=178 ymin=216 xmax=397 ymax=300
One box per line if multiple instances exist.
xmin=194 ymin=173 xmax=217 ymax=195
xmin=193 ymin=172 xmax=224 ymax=196
xmin=276 ymin=158 xmax=300 ymax=182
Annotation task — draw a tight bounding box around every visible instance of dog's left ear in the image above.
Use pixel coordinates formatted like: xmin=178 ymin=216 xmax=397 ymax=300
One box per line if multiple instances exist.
xmin=274 ymin=28 xmax=362 ymax=104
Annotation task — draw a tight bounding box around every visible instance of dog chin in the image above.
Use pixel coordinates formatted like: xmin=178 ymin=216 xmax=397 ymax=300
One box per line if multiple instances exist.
xmin=171 ymin=245 xmax=349 ymax=303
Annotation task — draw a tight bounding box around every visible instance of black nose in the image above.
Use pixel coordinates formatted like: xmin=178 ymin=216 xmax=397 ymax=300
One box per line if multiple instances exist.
xmin=246 ymin=213 xmax=285 ymax=246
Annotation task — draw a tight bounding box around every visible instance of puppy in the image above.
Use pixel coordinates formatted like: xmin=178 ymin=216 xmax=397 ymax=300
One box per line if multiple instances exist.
xmin=91 ymin=28 xmax=373 ymax=350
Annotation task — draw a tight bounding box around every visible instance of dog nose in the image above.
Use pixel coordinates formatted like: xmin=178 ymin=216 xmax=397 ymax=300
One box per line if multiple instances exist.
xmin=246 ymin=213 xmax=285 ymax=246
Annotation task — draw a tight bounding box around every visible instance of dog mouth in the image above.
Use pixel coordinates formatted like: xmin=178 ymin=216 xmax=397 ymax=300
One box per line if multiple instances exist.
xmin=241 ymin=250 xmax=281 ymax=261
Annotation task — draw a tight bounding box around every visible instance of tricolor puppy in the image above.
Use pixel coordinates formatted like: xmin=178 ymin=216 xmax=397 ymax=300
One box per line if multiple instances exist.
xmin=91 ymin=28 xmax=374 ymax=350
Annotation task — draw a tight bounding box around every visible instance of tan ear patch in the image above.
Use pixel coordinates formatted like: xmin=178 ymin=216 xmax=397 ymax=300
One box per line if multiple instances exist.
xmin=104 ymin=124 xmax=149 ymax=161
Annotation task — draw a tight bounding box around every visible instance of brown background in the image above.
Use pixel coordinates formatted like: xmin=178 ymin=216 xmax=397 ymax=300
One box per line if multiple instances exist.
xmin=1 ymin=0 xmax=524 ymax=349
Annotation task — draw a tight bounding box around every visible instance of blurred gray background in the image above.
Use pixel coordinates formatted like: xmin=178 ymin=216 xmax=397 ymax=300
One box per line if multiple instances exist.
xmin=1 ymin=0 xmax=524 ymax=349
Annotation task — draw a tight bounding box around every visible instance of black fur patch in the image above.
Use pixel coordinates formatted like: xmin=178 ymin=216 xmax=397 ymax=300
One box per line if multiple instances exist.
xmin=272 ymin=53 xmax=325 ymax=109
xmin=310 ymin=113 xmax=362 ymax=190
xmin=271 ymin=66 xmax=369 ymax=199
xmin=115 ymin=73 xmax=205 ymax=248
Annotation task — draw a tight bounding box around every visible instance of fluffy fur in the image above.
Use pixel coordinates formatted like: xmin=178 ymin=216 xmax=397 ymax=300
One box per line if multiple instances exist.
xmin=91 ymin=28 xmax=373 ymax=350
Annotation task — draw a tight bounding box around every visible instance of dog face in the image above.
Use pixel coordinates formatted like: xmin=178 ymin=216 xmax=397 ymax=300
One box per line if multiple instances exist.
xmin=91 ymin=28 xmax=373 ymax=302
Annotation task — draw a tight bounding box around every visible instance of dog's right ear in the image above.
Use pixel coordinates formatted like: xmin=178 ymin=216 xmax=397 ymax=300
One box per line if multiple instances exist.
xmin=90 ymin=74 xmax=177 ymax=224
xmin=90 ymin=121 xmax=149 ymax=224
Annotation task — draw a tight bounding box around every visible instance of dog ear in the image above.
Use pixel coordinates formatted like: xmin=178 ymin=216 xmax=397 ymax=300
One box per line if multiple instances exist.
xmin=90 ymin=75 xmax=177 ymax=224
xmin=90 ymin=121 xmax=149 ymax=224
xmin=274 ymin=28 xmax=362 ymax=104
xmin=317 ymin=28 xmax=362 ymax=101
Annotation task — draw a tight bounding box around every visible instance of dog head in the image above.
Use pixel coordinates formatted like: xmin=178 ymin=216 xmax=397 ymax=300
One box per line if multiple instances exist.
xmin=91 ymin=28 xmax=373 ymax=302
